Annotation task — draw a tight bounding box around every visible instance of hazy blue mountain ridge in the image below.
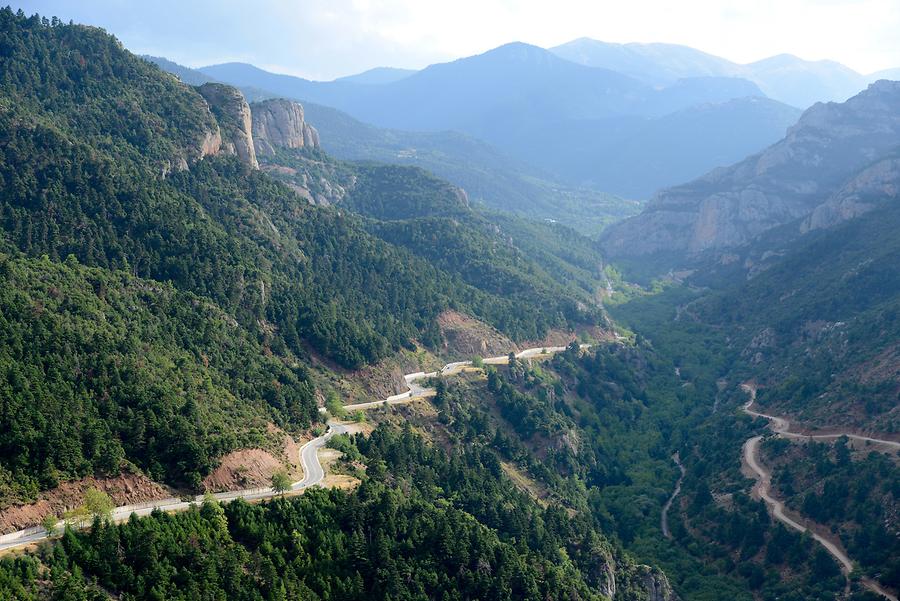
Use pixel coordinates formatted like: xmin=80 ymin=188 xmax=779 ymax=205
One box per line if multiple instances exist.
xmin=198 ymin=43 xmax=800 ymax=198
xmin=333 ymin=66 xmax=416 ymax=84
xmin=551 ymin=37 xmax=891 ymax=108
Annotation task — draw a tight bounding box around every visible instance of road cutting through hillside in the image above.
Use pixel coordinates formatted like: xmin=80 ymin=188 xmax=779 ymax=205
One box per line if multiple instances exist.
xmin=329 ymin=345 xmax=577 ymax=413
xmin=740 ymin=385 xmax=898 ymax=601
xmin=0 ymin=423 xmax=348 ymax=554
xmin=1 ymin=345 xmax=581 ymax=554
xmin=661 ymin=452 xmax=685 ymax=539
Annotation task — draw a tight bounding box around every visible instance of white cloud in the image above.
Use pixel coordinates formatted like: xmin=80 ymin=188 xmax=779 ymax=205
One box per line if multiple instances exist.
xmin=14 ymin=0 xmax=900 ymax=79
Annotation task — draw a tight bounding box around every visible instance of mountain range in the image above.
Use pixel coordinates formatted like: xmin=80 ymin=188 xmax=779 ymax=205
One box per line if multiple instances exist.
xmin=196 ymin=43 xmax=804 ymax=199
xmin=145 ymin=55 xmax=640 ymax=235
xmin=192 ymin=38 xmax=896 ymax=200
xmin=550 ymin=38 xmax=881 ymax=108
xmin=1 ymin=7 xmax=899 ymax=601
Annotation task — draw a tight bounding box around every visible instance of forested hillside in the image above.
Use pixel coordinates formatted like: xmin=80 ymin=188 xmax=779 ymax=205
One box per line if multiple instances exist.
xmin=0 ymin=9 xmax=605 ymax=503
xmin=762 ymin=437 xmax=900 ymax=590
xmin=366 ymin=342 xmax=855 ymax=600
xmin=690 ymin=201 xmax=900 ymax=430
xmin=348 ymin=164 xmax=604 ymax=311
xmin=602 ymin=197 xmax=900 ymax=597
xmin=0 ymin=9 xmax=602 ymax=370
xmin=258 ymin=148 xmax=607 ymax=329
xmin=0 ymin=423 xmax=672 ymax=600
xmin=0 ymin=253 xmax=316 ymax=499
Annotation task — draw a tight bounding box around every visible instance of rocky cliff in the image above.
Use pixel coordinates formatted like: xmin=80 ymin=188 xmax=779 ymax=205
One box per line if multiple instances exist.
xmin=801 ymin=154 xmax=900 ymax=232
xmin=197 ymin=83 xmax=258 ymax=169
xmin=251 ymin=98 xmax=320 ymax=157
xmin=631 ymin=566 xmax=679 ymax=601
xmin=601 ymin=80 xmax=900 ymax=259
xmin=162 ymin=127 xmax=221 ymax=176
xmin=615 ymin=564 xmax=680 ymax=601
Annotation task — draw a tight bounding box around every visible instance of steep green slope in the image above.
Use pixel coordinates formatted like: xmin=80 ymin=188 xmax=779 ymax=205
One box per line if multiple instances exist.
xmin=0 ymin=101 xmax=446 ymax=369
xmin=1 ymin=12 xmax=217 ymax=170
xmin=693 ymin=201 xmax=900 ymax=430
xmin=258 ymin=152 xmax=607 ymax=336
xmin=345 ymin=163 xmax=604 ymax=316
xmin=342 ymin=162 xmax=470 ymax=220
xmin=601 ymin=198 xmax=900 ymax=598
xmin=0 ymin=425 xmax=674 ymax=601
xmin=0 ymin=11 xmax=599 ymax=371
xmin=0 ymin=253 xmax=316 ymax=499
xmin=762 ymin=437 xmax=900 ymax=589
xmin=485 ymin=211 xmax=611 ymax=299
xmin=0 ymin=9 xmax=611 ymax=506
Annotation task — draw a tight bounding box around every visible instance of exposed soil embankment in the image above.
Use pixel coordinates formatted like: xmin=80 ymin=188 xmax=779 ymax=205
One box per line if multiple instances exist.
xmin=0 ymin=473 xmax=169 ymax=534
xmin=202 ymin=425 xmax=307 ymax=493
xmin=202 ymin=449 xmax=285 ymax=492
xmin=437 ymin=310 xmax=516 ymax=357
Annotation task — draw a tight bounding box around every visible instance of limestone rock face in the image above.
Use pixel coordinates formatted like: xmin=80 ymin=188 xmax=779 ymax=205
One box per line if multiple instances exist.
xmin=197 ymin=83 xmax=258 ymax=169
xmin=625 ymin=565 xmax=679 ymax=601
xmin=801 ymin=156 xmax=900 ymax=232
xmin=601 ymin=80 xmax=900 ymax=258
xmin=303 ymin=120 xmax=320 ymax=148
xmin=251 ymin=98 xmax=320 ymax=157
xmin=597 ymin=557 xmax=616 ymax=599
xmin=160 ymin=122 xmax=222 ymax=177
xmin=197 ymin=129 xmax=223 ymax=159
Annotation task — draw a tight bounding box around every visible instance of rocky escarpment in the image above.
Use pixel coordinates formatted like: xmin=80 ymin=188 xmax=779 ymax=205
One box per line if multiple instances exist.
xmin=161 ymin=127 xmax=222 ymax=176
xmin=631 ymin=566 xmax=679 ymax=601
xmin=801 ymin=154 xmax=900 ymax=232
xmin=569 ymin=539 xmax=679 ymax=600
xmin=251 ymin=98 xmax=320 ymax=157
xmin=601 ymin=80 xmax=900 ymax=259
xmin=612 ymin=563 xmax=680 ymax=601
xmin=198 ymin=83 xmax=259 ymax=169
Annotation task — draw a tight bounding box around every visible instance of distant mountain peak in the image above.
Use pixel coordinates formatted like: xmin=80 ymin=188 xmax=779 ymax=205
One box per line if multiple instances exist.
xmin=748 ymin=53 xmax=858 ymax=73
xmin=865 ymin=78 xmax=900 ymax=94
xmin=205 ymin=61 xmax=263 ymax=72
xmin=753 ymin=52 xmax=801 ymax=64
xmin=552 ymin=39 xmax=867 ymax=107
xmin=469 ymin=41 xmax=562 ymax=64
xmin=333 ymin=66 xmax=416 ymax=85
xmin=489 ymin=40 xmax=543 ymax=52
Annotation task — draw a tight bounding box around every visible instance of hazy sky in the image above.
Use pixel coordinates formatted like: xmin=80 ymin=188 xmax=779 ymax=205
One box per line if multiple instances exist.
xmin=14 ymin=0 xmax=900 ymax=80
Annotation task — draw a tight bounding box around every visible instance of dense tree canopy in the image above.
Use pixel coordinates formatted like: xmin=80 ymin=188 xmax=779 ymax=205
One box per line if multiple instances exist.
xmin=0 ymin=426 xmax=645 ymax=601
xmin=0 ymin=253 xmax=316 ymax=499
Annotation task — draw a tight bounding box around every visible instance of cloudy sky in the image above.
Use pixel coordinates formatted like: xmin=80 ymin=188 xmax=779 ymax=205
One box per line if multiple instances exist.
xmin=14 ymin=0 xmax=900 ymax=80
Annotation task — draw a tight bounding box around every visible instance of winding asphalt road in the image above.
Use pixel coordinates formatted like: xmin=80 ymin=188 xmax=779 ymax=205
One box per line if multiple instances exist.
xmin=0 ymin=423 xmax=348 ymax=553
xmin=661 ymin=452 xmax=685 ymax=539
xmin=741 ymin=386 xmax=898 ymax=601
xmin=2 ymin=345 xmax=579 ymax=554
xmin=331 ymin=346 xmax=574 ymax=413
